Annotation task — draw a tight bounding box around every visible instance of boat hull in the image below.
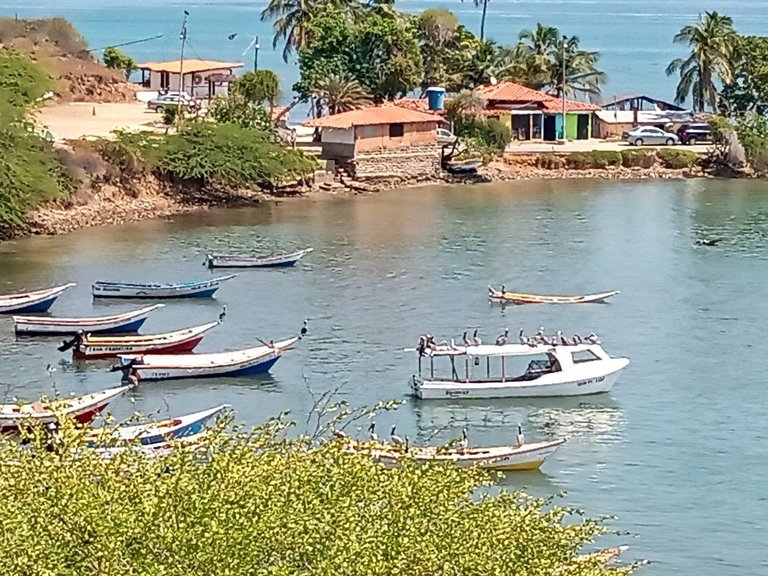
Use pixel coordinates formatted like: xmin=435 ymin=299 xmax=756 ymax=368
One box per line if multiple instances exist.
xmin=0 ymin=283 xmax=76 ymax=314
xmin=206 ymin=249 xmax=313 ymax=269
xmin=13 ymin=305 xmax=163 ymax=335
xmin=128 ymin=355 xmax=280 ymax=381
xmin=92 ymin=276 xmax=235 ymax=299
xmin=412 ymin=359 xmax=629 ymax=399
xmin=488 ymin=287 xmax=620 ymax=305
xmin=75 ymin=335 xmax=204 ymax=360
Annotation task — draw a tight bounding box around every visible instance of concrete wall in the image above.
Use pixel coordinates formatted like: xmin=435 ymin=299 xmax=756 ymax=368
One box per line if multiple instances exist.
xmin=320 ymin=142 xmax=355 ymax=159
xmin=354 ymin=122 xmax=437 ymax=153
xmin=322 ymin=127 xmax=355 ymax=145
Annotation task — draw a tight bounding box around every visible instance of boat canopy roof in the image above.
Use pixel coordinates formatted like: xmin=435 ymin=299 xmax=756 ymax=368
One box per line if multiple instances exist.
xmin=424 ymin=343 xmax=605 ymax=358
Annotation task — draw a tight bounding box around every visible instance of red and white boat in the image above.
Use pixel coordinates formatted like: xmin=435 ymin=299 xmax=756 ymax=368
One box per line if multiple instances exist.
xmin=0 ymin=386 xmax=130 ymax=433
xmin=62 ymin=321 xmax=219 ymax=359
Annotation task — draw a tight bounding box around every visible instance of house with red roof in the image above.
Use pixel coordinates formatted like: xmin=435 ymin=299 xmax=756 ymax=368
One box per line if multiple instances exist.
xmin=303 ymin=104 xmax=442 ymax=179
xmin=474 ymin=82 xmax=601 ymax=141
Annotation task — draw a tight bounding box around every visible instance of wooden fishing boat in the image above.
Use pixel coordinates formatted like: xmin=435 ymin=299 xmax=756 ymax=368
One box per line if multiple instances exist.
xmin=94 ymin=429 xmax=209 ymax=459
xmin=488 ymin=286 xmax=620 ymax=305
xmin=13 ymin=304 xmax=164 ymax=335
xmin=86 ymin=404 xmax=227 ymax=446
xmin=348 ymin=438 xmax=566 ymax=471
xmin=205 ymin=248 xmax=313 ymax=269
xmin=0 ymin=283 xmax=76 ymax=314
xmin=61 ymin=321 xmax=219 ymax=359
xmin=92 ymin=275 xmax=236 ymax=299
xmin=118 ymin=336 xmax=300 ymax=381
xmin=411 ymin=338 xmax=629 ymax=399
xmin=0 ymin=386 xmax=129 ymax=433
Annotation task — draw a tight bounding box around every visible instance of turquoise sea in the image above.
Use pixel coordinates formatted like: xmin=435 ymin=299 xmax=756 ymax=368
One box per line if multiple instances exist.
xmin=2 ymin=0 xmax=768 ymax=119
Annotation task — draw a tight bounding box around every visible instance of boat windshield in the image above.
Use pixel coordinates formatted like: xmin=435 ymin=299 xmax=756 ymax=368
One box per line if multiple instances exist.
xmin=572 ymin=349 xmax=601 ymax=364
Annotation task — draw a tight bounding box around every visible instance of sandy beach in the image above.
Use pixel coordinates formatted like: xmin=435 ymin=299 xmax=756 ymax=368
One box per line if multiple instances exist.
xmin=36 ymin=102 xmax=161 ymax=140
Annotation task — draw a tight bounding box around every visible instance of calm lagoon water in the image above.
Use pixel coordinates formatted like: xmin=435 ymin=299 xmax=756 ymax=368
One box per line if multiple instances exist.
xmin=1 ymin=178 xmax=768 ymax=574
xmin=3 ymin=0 xmax=768 ymax=113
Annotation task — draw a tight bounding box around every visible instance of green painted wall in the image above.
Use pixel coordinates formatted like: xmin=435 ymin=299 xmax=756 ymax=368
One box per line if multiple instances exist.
xmin=565 ymin=114 xmax=578 ymax=139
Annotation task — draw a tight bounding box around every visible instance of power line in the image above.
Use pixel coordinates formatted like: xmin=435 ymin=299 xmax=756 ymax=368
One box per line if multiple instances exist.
xmin=88 ymin=34 xmax=165 ymax=53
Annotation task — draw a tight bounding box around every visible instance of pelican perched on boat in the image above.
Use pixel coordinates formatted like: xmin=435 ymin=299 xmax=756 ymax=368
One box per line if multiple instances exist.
xmin=459 ymin=427 xmax=469 ymax=450
xmin=472 ymin=328 xmax=481 ymax=346
xmin=495 ymin=329 xmax=509 ymax=346
xmin=368 ymin=421 xmax=378 ymax=442
xmin=462 ymin=331 xmax=471 ymax=347
xmin=516 ymin=424 xmax=525 ymax=446
xmin=518 ymin=328 xmax=527 ymax=345
xmin=390 ymin=425 xmax=404 ymax=446
xmin=558 ymin=330 xmax=574 ymax=346
xmin=586 ymin=332 xmax=601 ymax=344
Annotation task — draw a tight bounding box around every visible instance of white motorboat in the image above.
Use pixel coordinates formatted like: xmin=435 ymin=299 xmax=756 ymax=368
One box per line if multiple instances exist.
xmin=411 ymin=340 xmax=629 ymax=399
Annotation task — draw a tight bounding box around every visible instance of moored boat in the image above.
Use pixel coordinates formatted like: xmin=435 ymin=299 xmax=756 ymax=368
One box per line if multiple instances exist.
xmin=117 ymin=336 xmax=300 ymax=381
xmin=411 ymin=336 xmax=629 ymax=399
xmin=92 ymin=275 xmax=237 ymax=299
xmin=204 ymin=248 xmax=313 ymax=269
xmin=86 ymin=404 xmax=227 ymax=446
xmin=0 ymin=386 xmax=130 ymax=433
xmin=488 ymin=286 xmax=620 ymax=305
xmin=61 ymin=321 xmax=219 ymax=359
xmin=347 ymin=438 xmax=566 ymax=471
xmin=13 ymin=304 xmax=164 ymax=335
xmin=0 ymin=283 xmax=76 ymax=314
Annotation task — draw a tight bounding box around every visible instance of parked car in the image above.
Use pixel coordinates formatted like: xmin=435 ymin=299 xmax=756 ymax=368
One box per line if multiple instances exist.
xmin=437 ymin=127 xmax=458 ymax=145
xmin=677 ymin=123 xmax=711 ymax=145
xmin=625 ymin=126 xmax=679 ymax=146
xmin=147 ymin=93 xmax=197 ymax=113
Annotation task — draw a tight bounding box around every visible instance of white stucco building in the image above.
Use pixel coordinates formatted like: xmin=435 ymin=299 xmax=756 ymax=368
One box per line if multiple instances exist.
xmin=137 ymin=59 xmax=244 ymax=99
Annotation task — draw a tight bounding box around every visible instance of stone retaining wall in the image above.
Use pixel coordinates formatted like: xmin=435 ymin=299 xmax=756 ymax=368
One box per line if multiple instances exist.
xmin=351 ymin=145 xmax=440 ymax=180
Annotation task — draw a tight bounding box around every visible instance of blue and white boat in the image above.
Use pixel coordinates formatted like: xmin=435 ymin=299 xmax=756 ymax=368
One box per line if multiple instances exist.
xmin=87 ymin=404 xmax=228 ymax=447
xmin=0 ymin=283 xmax=76 ymax=314
xmin=92 ymin=275 xmax=237 ymax=299
xmin=13 ymin=304 xmax=164 ymax=335
xmin=118 ymin=336 xmax=300 ymax=381
xmin=204 ymin=248 xmax=313 ymax=269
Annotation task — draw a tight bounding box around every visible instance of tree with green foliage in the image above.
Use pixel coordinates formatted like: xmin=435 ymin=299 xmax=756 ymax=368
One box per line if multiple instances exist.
xmin=102 ymin=46 xmax=136 ymax=80
xmin=0 ymin=410 xmax=634 ymax=576
xmin=232 ymin=69 xmax=281 ymax=107
xmin=296 ymin=6 xmax=422 ymax=102
xmin=210 ymin=90 xmax=275 ymax=130
xmin=545 ymin=34 xmax=606 ymax=98
xmin=666 ymin=11 xmax=738 ymax=111
xmin=719 ymin=35 xmax=768 ymax=116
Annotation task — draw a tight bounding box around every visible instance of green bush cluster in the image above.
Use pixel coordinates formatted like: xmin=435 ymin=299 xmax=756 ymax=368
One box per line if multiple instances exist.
xmin=620 ymin=149 xmax=657 ymax=168
xmin=656 ymin=148 xmax=700 ymax=169
xmin=536 ymin=153 xmax=565 ymax=169
xmin=566 ymin=150 xmax=622 ymax=169
xmin=454 ymin=115 xmax=512 ymax=155
xmin=99 ymin=124 xmax=318 ymax=189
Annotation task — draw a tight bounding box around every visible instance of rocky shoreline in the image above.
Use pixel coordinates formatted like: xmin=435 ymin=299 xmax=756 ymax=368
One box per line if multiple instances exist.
xmin=15 ymin=161 xmax=725 ymax=239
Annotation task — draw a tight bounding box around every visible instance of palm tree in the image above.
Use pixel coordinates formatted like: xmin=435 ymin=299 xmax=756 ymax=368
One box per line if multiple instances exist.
xmin=518 ymin=23 xmax=560 ymax=56
xmin=460 ymin=0 xmax=490 ymax=41
xmin=666 ymin=11 xmax=738 ymax=112
xmin=547 ymin=35 xmax=606 ymax=98
xmin=313 ymin=74 xmax=372 ymax=115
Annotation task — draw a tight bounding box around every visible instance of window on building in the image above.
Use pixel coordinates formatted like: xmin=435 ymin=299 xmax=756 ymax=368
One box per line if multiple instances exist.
xmin=389 ymin=123 xmax=405 ymax=138
xmin=160 ymin=71 xmax=170 ymax=90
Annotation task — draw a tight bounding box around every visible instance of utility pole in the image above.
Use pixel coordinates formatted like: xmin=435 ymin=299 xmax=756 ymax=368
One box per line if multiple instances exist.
xmin=254 ymin=35 xmax=260 ymax=72
xmin=561 ymin=35 xmax=567 ymax=141
xmin=177 ymin=10 xmax=189 ymax=131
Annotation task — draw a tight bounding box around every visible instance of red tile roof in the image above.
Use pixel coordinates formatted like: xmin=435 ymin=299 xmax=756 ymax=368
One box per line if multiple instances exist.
xmin=303 ymin=105 xmax=442 ymax=128
xmin=541 ymin=99 xmax=601 ymax=112
xmin=475 ymin=82 xmax=553 ymax=103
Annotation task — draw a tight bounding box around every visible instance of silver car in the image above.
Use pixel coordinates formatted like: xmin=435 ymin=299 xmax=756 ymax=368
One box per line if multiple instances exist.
xmin=625 ymin=126 xmax=679 ymax=146
xmin=147 ymin=93 xmax=197 ymax=113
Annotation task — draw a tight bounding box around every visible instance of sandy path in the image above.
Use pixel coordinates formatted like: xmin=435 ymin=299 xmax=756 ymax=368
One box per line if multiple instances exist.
xmin=36 ymin=102 xmax=163 ymax=140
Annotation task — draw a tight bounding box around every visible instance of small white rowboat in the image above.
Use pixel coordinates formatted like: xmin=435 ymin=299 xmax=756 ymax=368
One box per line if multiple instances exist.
xmin=118 ymin=336 xmax=300 ymax=381
xmin=0 ymin=283 xmax=76 ymax=314
xmin=349 ymin=438 xmax=566 ymax=471
xmin=13 ymin=304 xmax=164 ymax=335
xmin=205 ymin=248 xmax=313 ymax=269
xmin=0 ymin=386 xmax=130 ymax=433
xmin=92 ymin=275 xmax=236 ymax=299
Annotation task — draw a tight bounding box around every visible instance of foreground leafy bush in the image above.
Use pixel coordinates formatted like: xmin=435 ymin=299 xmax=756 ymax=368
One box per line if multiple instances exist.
xmin=620 ymin=149 xmax=657 ymax=168
xmin=455 ymin=115 xmax=512 ymax=153
xmin=656 ymin=148 xmax=700 ymax=169
xmin=0 ymin=414 xmax=632 ymax=576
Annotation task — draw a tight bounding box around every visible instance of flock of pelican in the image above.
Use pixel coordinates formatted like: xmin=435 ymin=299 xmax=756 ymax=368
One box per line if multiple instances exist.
xmin=416 ymin=328 xmax=601 ymax=354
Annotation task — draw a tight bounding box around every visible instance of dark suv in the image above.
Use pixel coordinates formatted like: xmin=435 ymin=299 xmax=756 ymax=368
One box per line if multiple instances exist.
xmin=677 ymin=123 xmax=711 ymax=145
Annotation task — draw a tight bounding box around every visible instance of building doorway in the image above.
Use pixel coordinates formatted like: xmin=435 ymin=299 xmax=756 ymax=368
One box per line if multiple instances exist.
xmin=543 ymin=116 xmax=557 ymax=141
xmin=577 ymin=115 xmax=590 ymax=140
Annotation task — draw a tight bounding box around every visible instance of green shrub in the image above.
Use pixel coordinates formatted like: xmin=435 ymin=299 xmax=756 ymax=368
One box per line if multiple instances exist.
xmin=565 ymin=150 xmax=621 ymax=169
xmin=536 ymin=153 xmax=565 ymax=169
xmin=454 ymin=115 xmax=511 ymax=154
xmin=657 ymin=148 xmax=700 ymax=169
xmin=620 ymin=149 xmax=657 ymax=168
